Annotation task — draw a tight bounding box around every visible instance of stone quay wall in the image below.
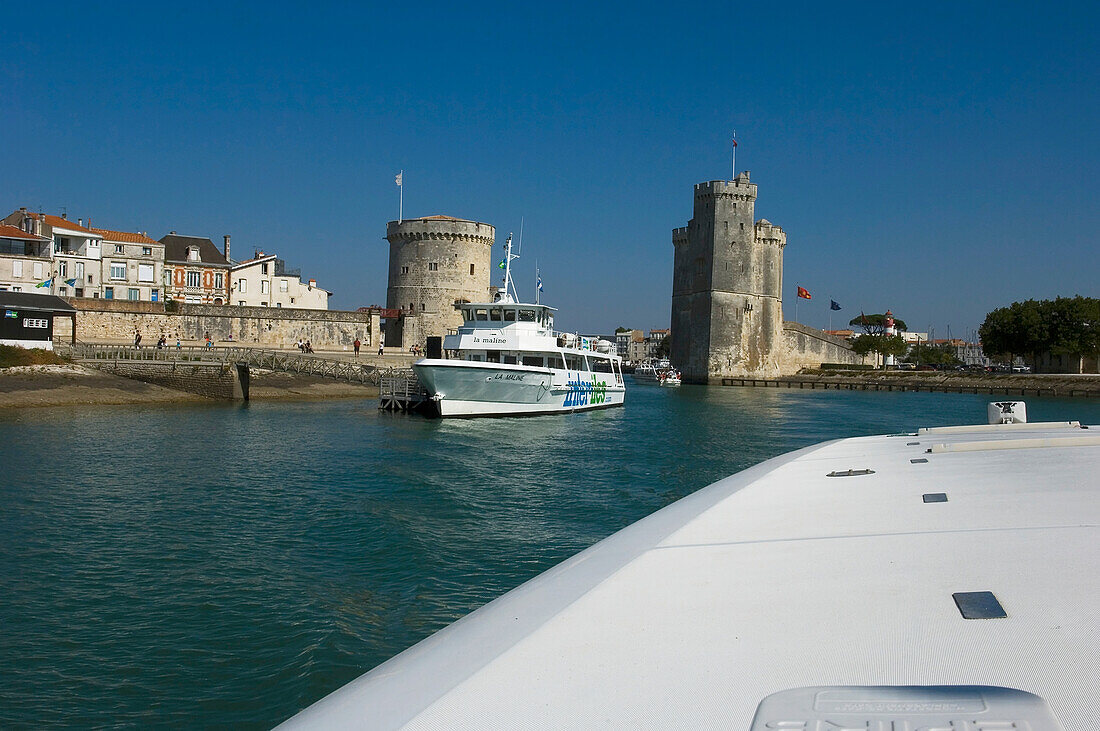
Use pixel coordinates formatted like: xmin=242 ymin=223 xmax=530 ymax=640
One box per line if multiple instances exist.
xmin=64 ymin=298 xmax=380 ymax=350
xmin=781 ymin=321 xmax=863 ymax=371
xmin=94 ymin=360 xmax=247 ymax=400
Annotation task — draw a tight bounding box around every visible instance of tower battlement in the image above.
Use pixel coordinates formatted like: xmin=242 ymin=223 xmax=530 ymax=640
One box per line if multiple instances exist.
xmin=693 ymin=173 xmax=757 ymax=202
xmin=754 ymin=219 xmax=786 ymax=247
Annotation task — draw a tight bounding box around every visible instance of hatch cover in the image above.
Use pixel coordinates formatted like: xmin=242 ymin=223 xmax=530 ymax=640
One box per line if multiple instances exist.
xmin=750 ymin=686 xmax=1060 ymax=730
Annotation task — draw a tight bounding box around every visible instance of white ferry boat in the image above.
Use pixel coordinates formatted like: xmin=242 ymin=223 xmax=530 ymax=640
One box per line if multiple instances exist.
xmin=280 ymin=402 xmax=1099 ymax=728
xmin=412 ymin=235 xmax=626 ymax=417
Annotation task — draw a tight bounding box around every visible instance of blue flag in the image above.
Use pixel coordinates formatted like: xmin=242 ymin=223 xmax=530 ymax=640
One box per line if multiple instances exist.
xmin=830 ymin=300 xmax=842 ymax=311
xmin=36 ymin=278 xmax=53 ymax=289
xmin=65 ymin=278 xmax=77 ymax=287
xmin=537 ymin=275 xmax=543 ymax=292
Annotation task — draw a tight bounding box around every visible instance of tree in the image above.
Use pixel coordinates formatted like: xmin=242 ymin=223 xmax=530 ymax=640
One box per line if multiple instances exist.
xmin=654 ymin=337 xmax=671 ymax=358
xmin=979 ymin=297 xmax=1100 ymax=367
xmin=614 ymin=326 xmax=631 ymax=333
xmin=851 ymin=334 xmax=908 ymax=369
xmin=908 ymin=343 xmax=962 ymax=367
xmin=849 ymin=313 xmax=908 ymax=335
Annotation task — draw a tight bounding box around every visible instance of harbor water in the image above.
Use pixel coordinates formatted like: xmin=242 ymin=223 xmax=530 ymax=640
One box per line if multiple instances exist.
xmin=3 ymin=385 xmax=1098 ymax=728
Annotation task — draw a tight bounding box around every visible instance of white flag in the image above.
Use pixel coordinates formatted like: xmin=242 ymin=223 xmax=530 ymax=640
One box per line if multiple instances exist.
xmin=395 ymin=171 xmax=402 ymax=186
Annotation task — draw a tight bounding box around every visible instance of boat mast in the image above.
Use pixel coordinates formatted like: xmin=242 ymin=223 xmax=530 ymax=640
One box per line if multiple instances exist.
xmin=502 ymin=233 xmax=520 ymax=302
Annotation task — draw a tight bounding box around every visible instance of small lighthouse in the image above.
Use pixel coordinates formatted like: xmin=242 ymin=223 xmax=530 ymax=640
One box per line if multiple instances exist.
xmin=884 ymin=310 xmax=897 ymax=366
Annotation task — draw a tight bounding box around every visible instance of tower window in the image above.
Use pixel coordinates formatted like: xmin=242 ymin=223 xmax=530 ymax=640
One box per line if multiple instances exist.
xmin=470 ymin=264 xmax=475 ymax=275
xmin=740 ymin=222 xmax=745 ymax=231
xmin=401 ymin=266 xmax=409 ymax=274
xmin=428 ymin=262 xmax=439 ymax=271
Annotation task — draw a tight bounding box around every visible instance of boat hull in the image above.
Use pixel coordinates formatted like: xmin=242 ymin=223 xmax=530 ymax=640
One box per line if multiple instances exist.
xmin=413 ymin=360 xmax=625 ymax=417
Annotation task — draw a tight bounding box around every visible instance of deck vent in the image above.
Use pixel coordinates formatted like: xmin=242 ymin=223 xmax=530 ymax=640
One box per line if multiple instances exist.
xmin=911 ymin=458 xmax=928 ymax=464
xmin=923 ymin=493 xmax=948 ymax=503
xmin=906 ymin=441 xmax=920 ymax=446
xmin=826 ymin=469 xmax=875 ymax=478
xmin=953 ymin=591 xmax=1007 ymax=619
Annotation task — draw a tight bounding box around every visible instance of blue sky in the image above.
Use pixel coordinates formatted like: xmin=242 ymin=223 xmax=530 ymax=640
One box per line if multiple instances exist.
xmin=5 ymin=1 xmax=1097 ymax=338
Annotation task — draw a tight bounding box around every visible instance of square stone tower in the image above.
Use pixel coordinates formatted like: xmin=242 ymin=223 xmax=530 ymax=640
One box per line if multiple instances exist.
xmin=670 ymin=172 xmax=786 ymax=382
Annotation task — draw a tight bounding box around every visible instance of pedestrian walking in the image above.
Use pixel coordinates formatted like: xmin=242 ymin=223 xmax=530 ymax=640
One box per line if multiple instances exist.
xmin=353 ymin=338 xmax=361 ymax=358
xmin=134 ymin=331 xmax=142 ymax=348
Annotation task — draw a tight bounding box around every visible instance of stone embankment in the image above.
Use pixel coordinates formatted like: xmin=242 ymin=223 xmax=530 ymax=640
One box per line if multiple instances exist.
xmin=96 ymin=360 xmax=248 ymax=400
xmin=720 ymin=370 xmax=1100 ymax=398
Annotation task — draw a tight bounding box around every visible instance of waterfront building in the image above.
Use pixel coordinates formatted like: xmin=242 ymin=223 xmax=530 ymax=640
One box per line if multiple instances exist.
xmin=2 ymin=210 xmax=103 ymax=298
xmin=670 ymin=172 xmax=859 ymax=382
xmin=0 ymin=224 xmax=53 ymax=293
xmin=160 ymin=233 xmax=232 ymax=304
xmin=90 ymin=227 xmax=165 ymax=302
xmin=385 ymin=215 xmax=495 ymax=348
xmin=230 ymin=251 xmax=329 ymax=309
xmin=0 ymin=291 xmax=77 ymax=349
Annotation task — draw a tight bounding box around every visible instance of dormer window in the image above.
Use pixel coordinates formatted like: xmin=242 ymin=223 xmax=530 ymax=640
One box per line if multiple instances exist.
xmin=188 ymin=247 xmax=199 ymax=261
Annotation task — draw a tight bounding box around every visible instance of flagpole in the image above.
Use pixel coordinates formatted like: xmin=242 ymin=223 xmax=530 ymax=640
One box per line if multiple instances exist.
xmin=731 ymin=130 xmax=737 ymax=180
xmin=398 ymin=169 xmax=403 ymax=223
xmin=794 ymin=284 xmax=798 ymax=323
xmin=828 ymin=295 xmax=832 ymax=331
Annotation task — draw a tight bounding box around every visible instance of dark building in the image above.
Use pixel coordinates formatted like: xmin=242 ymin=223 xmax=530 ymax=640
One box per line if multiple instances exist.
xmin=0 ymin=291 xmax=77 ymax=349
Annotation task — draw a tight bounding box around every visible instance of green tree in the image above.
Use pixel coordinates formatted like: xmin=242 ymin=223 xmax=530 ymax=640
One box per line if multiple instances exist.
xmin=851 ymin=334 xmax=908 ymax=369
xmin=849 ymin=313 xmax=908 ymax=335
xmin=979 ymin=297 xmax=1099 ymax=367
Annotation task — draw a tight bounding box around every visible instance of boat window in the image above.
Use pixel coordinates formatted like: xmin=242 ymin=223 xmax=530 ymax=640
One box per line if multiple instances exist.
xmin=485 ymin=351 xmax=500 ymax=363
xmin=566 ymin=355 xmax=584 ymax=370
xmin=474 ymin=309 xmax=488 ymax=321
xmin=503 ymin=309 xmax=516 ymax=321
xmin=468 ymin=354 xmax=483 ymax=362
xmin=489 ymin=308 xmax=503 ymax=321
xmin=519 ymin=309 xmax=536 ymax=322
xmin=522 ymin=355 xmax=543 ymax=367
xmin=503 ymin=355 xmax=517 ymax=365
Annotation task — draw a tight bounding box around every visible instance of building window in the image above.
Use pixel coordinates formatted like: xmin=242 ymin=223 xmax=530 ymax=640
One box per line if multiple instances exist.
xmin=59 ymin=261 xmax=68 ymax=277
xmin=151 ymin=289 xmax=159 ymax=302
xmin=105 ymin=287 xmax=114 ymax=299
xmin=239 ymin=301 xmax=246 ymax=306
xmin=188 ymin=247 xmax=199 ymax=261
xmin=276 ymin=302 xmax=282 ymax=308
xmin=33 ymin=262 xmax=43 ymax=280
xmin=260 ymin=302 xmax=268 ymax=307
xmin=110 ymin=263 xmax=126 ymax=280
xmin=88 ymin=274 xmax=93 ymax=283
xmin=142 ymin=246 xmax=152 ymax=256
xmin=75 ymin=262 xmax=84 ymax=279
xmin=12 ymin=261 xmax=22 ymax=278
xmin=128 ymin=288 xmax=139 ymax=301
xmin=470 ymin=264 xmax=475 ymax=275
xmin=58 ymin=286 xmax=68 ymax=295
xmin=261 ymin=263 xmax=269 ymax=274
xmin=164 ymin=270 xmax=172 ymax=286
xmin=279 ymin=280 xmax=288 ymax=292
xmin=214 ymin=273 xmax=223 ymax=289
xmin=114 ymin=244 xmax=124 ymax=253
xmin=290 ymin=298 xmax=295 ymax=304
xmin=238 ymin=279 xmax=247 ymax=293
xmin=186 ymin=271 xmax=201 ymax=288
xmin=138 ymin=264 xmax=154 ymax=283
xmin=420 ymin=303 xmax=425 ymax=311
xmin=401 ymin=266 xmax=409 ymax=274
xmin=428 ymin=262 xmax=438 ymax=271
xmin=261 ymin=280 xmax=269 ymax=294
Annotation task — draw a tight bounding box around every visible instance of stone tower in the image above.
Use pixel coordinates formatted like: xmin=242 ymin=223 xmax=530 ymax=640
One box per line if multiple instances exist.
xmin=385 ymin=215 xmax=495 ymax=346
xmin=670 ymin=172 xmax=787 ymax=382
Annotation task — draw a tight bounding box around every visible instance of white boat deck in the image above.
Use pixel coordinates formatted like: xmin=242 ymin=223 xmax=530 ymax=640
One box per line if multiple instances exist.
xmin=281 ymin=420 xmax=1099 ymax=729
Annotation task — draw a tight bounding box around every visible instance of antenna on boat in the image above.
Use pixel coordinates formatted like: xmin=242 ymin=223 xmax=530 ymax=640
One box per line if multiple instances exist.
xmin=501 ymin=233 xmax=520 ymax=303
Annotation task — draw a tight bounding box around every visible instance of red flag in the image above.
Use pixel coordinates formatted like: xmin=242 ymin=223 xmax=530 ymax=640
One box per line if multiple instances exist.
xmin=797 ymin=286 xmax=811 ymax=300
xmin=731 ymin=138 xmax=738 ymax=147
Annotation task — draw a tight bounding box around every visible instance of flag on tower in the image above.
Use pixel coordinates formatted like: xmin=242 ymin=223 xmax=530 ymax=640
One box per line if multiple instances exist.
xmin=797 ymin=286 xmax=811 ymax=300
xmin=395 ymin=171 xmax=402 ymax=186
xmin=830 ymin=300 xmax=841 ymax=311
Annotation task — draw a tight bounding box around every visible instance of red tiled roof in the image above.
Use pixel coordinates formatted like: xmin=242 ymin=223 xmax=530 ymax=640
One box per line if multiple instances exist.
xmin=22 ymin=213 xmax=98 ymax=234
xmin=90 ymin=227 xmax=159 ymax=244
xmin=0 ymin=223 xmax=50 ymax=241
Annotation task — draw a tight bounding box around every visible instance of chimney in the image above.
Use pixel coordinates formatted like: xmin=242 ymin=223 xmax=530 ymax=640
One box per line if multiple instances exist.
xmin=308 ymin=279 xmax=316 ymax=289
xmin=87 ymin=217 xmax=92 ymax=228
xmin=61 ymin=212 xmax=67 ymax=219
xmin=19 ymin=207 xmax=26 ymax=213
xmin=223 ymin=234 xmax=231 ymax=263
xmin=170 ymin=231 xmax=176 ymax=235
xmin=78 ymin=218 xmax=83 ymax=227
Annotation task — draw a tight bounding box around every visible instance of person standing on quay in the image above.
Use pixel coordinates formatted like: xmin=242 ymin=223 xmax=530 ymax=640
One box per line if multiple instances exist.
xmin=353 ymin=338 xmax=361 ymax=358
xmin=134 ymin=331 xmax=142 ymax=349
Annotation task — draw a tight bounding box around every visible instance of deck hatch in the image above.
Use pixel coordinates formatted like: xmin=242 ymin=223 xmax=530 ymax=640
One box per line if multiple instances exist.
xmin=923 ymin=493 xmax=948 ymax=503
xmin=825 ymin=469 xmax=875 ymax=478
xmin=906 ymin=441 xmax=920 ymax=446
xmin=953 ymin=591 xmax=1007 ymax=619
xmin=911 ymin=458 xmax=928 ymax=464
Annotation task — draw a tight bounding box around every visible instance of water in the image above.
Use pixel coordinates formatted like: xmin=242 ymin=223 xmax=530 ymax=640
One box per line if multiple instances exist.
xmin=2 ymin=385 xmax=1098 ymax=728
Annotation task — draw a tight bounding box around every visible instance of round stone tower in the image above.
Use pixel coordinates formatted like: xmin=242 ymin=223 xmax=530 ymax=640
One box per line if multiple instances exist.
xmin=385 ymin=215 xmax=495 ymax=346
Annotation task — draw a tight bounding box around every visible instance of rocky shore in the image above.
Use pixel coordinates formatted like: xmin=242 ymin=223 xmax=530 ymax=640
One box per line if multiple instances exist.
xmin=720 ymin=369 xmax=1100 ymax=398
xmin=0 ymin=364 xmax=378 ymax=409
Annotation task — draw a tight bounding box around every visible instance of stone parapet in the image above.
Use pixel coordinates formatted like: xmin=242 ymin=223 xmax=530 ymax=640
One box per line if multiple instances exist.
xmin=94 ymin=360 xmax=247 ymax=400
